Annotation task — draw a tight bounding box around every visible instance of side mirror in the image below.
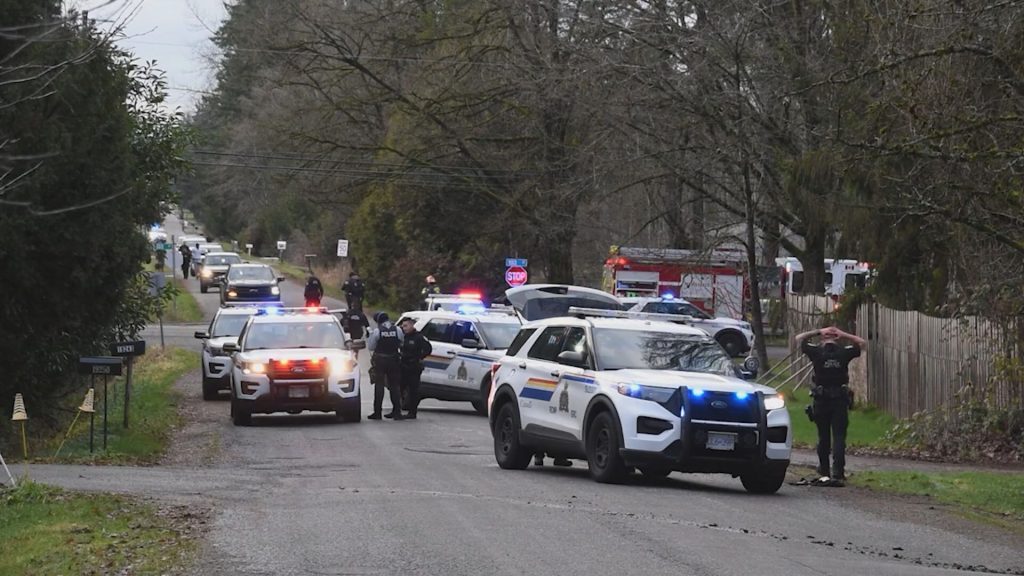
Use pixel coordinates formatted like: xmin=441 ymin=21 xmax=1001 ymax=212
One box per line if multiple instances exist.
xmin=737 ymin=369 xmax=757 ymax=381
xmin=557 ymin=350 xmax=586 ymax=366
xmin=194 ymin=331 xmax=209 ymax=340
xmin=277 ymin=277 xmax=286 ymax=283
xmin=222 ymin=342 xmax=239 ymax=354
xmin=461 ymin=338 xmax=481 ymax=349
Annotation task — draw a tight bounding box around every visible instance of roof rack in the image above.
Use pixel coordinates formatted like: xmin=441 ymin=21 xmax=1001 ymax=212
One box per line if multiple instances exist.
xmin=566 ymin=306 xmax=695 ymax=324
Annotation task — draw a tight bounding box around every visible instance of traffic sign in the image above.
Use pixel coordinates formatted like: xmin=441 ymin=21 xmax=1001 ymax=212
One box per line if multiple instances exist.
xmin=337 ymin=239 xmax=350 ymax=258
xmin=505 ymin=265 xmax=528 ymax=287
xmin=276 ymin=240 xmax=287 ymax=251
xmin=505 ymin=258 xmax=528 ymax=268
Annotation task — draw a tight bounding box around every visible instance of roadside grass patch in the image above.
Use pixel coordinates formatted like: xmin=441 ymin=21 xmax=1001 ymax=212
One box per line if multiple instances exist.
xmin=160 ymin=278 xmax=203 ymax=323
xmin=0 ymin=480 xmax=198 ymax=575
xmin=851 ymin=471 xmax=1024 ymax=529
xmin=49 ymin=348 xmax=198 ymax=464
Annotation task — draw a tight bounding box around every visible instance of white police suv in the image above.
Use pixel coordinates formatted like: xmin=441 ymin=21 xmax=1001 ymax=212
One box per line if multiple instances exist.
xmin=194 ymin=306 xmax=260 ymax=400
xmin=620 ymin=296 xmax=755 ymax=357
xmin=402 ymin=306 xmax=521 ymax=414
xmin=488 ymin=285 xmax=791 ymax=493
xmin=224 ymin=307 xmax=361 ymax=425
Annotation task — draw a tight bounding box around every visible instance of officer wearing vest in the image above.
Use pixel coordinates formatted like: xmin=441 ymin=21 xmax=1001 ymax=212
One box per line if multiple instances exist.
xmin=398 ymin=317 xmax=432 ymax=419
xmin=796 ymin=325 xmax=867 ymax=487
xmin=368 ymin=312 xmax=404 ymax=420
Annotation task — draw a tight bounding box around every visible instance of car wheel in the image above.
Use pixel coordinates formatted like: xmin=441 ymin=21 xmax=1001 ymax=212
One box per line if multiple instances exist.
xmin=231 ymin=399 xmax=252 ymax=426
xmin=639 ymin=466 xmax=672 ymax=478
xmin=717 ymin=332 xmax=746 ymax=357
xmin=472 ymin=376 xmax=491 ymax=416
xmin=338 ymin=394 xmax=361 ymax=423
xmin=740 ymin=464 xmax=787 ymax=494
xmin=200 ymin=282 xmax=208 ymax=294
xmin=585 ymin=412 xmax=629 ymax=484
xmin=493 ymin=402 xmax=532 ymax=470
xmin=202 ymin=377 xmax=218 ymax=401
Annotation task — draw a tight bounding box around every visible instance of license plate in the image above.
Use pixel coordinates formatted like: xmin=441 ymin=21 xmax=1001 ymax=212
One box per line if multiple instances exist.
xmin=288 ymin=386 xmax=309 ymax=399
xmin=706 ymin=432 xmax=736 ymax=451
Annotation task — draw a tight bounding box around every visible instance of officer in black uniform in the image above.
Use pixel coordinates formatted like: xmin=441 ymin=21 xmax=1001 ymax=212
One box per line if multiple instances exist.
xmin=796 ymin=325 xmax=867 ymax=486
xmin=420 ymin=275 xmax=441 ymax=310
xmin=343 ymin=308 xmax=370 ymax=359
xmin=368 ymin=312 xmax=403 ymax=420
xmin=342 ymin=272 xmax=366 ymax=311
xmin=398 ymin=318 xmax=432 ymax=419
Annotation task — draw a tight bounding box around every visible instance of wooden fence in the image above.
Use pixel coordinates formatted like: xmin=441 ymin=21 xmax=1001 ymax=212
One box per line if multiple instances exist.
xmin=784 ymin=295 xmax=1023 ymax=418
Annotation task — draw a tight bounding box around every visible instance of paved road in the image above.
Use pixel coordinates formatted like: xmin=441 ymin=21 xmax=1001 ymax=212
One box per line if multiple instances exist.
xmin=35 ymin=215 xmax=1019 ymax=575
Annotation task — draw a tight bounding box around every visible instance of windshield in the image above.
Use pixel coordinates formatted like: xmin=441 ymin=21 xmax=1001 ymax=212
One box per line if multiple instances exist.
xmin=212 ymin=314 xmax=252 ymax=338
xmin=206 ymin=254 xmax=242 ymax=266
xmin=477 ymin=322 xmax=520 ymax=349
xmin=244 ymin=322 xmax=346 ymax=350
xmin=228 ymin=266 xmax=275 ymax=282
xmin=593 ymin=328 xmax=735 ymax=376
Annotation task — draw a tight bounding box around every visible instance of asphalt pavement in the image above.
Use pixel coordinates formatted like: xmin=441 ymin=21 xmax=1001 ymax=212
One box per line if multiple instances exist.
xmin=27 ymin=215 xmax=1024 ymax=576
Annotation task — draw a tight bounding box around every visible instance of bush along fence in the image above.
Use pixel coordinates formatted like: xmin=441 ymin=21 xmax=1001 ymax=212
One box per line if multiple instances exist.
xmin=785 ymin=295 xmax=1023 ymax=419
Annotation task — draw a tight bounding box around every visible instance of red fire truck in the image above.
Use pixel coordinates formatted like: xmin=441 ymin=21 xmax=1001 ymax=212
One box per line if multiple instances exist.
xmin=602 ymin=246 xmax=784 ymax=319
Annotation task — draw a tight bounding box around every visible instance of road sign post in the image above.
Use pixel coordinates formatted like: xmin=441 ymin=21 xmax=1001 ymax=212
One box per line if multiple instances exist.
xmin=110 ymin=341 xmax=146 ymax=429
xmin=79 ymin=357 xmax=123 ymax=453
xmin=277 ymin=240 xmax=287 ymax=262
xmin=337 ymin=239 xmax=350 ymax=258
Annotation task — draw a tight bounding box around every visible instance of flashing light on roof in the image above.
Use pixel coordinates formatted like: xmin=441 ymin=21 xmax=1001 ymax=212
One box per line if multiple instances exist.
xmin=457 ymin=304 xmax=486 ymax=314
xmin=661 ymin=293 xmax=675 ymax=300
xmin=458 ymin=291 xmax=483 ymax=300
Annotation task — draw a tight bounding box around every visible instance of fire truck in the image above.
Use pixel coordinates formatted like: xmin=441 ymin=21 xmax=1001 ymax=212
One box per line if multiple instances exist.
xmin=602 ymin=246 xmax=784 ymax=319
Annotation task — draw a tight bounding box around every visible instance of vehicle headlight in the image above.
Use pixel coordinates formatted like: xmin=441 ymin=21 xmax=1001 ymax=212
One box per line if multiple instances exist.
xmin=270 ymin=286 xmax=280 ymax=295
xmin=201 ymin=268 xmax=213 ymax=278
xmin=763 ymin=393 xmax=785 ymax=411
xmin=242 ymin=362 xmax=266 ymax=375
xmin=616 ymin=383 xmax=676 ymax=403
xmin=331 ymin=358 xmax=357 ymax=377
xmin=740 ymin=322 xmax=752 ymax=330
xmin=227 ymin=290 xmax=237 ymax=298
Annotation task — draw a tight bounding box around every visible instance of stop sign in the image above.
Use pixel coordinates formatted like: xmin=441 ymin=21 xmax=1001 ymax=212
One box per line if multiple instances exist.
xmin=505 ymin=265 xmax=528 ymax=287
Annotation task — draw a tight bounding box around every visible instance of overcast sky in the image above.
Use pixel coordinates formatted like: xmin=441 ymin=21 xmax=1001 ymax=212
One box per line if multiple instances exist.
xmin=84 ymin=0 xmax=227 ymax=112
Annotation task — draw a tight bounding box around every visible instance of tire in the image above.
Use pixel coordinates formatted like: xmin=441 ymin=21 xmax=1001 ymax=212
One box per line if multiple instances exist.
xmin=639 ymin=466 xmax=672 ymax=478
xmin=200 ymin=282 xmax=209 ymax=294
xmin=716 ymin=332 xmax=746 ymax=357
xmin=231 ymin=399 xmax=252 ymax=426
xmin=202 ymin=377 xmax=218 ymax=401
xmin=585 ymin=412 xmax=629 ymax=484
xmin=740 ymin=465 xmax=788 ymax=494
xmin=472 ymin=376 xmax=491 ymax=416
xmin=493 ymin=402 xmax=532 ymax=470
xmin=338 ymin=395 xmax=361 ymax=423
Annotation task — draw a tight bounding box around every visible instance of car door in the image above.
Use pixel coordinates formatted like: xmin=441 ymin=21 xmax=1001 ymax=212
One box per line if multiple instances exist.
xmin=419 ymin=318 xmax=455 ymax=386
xmin=550 ymin=327 xmax=595 ymax=438
xmin=519 ymin=325 xmax=568 ymax=434
xmin=447 ymin=319 xmax=485 ymax=393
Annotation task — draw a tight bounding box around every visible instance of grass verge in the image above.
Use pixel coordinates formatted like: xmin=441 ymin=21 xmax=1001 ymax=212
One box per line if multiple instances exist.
xmin=45 ymin=348 xmax=198 ymax=464
xmin=160 ymin=278 xmax=203 ymax=323
xmin=0 ymin=481 xmax=198 ymax=575
xmin=851 ymin=471 xmax=1024 ymax=530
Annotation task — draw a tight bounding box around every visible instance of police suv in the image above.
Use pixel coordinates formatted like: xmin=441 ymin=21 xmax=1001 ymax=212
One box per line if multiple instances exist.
xmin=194 ymin=306 xmax=259 ymax=400
xmin=489 ymin=285 xmax=791 ymax=493
xmin=402 ymin=306 xmax=521 ymax=414
xmin=223 ymin=307 xmax=361 ymax=425
xmin=620 ymin=296 xmax=755 ymax=357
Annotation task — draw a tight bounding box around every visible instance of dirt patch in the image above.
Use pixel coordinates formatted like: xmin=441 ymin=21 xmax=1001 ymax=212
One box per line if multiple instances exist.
xmin=161 ymin=370 xmax=234 ymax=468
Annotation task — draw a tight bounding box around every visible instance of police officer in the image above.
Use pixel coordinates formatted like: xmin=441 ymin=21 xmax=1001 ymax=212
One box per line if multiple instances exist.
xmin=421 ymin=275 xmax=441 ymax=309
xmin=178 ymin=242 xmax=192 ymax=279
xmin=342 ymin=272 xmax=366 ymax=311
xmin=398 ymin=318 xmax=432 ymax=419
xmin=796 ymin=325 xmax=867 ymax=487
xmin=367 ymin=312 xmax=403 ymax=420
xmin=304 ymin=274 xmax=324 ymax=307
xmin=343 ymin=307 xmax=370 ymax=359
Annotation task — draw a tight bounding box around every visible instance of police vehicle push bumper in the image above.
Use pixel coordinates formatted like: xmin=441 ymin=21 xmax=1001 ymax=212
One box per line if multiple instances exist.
xmin=614 ymin=385 xmax=790 ymax=476
xmin=232 ymin=356 xmax=359 ymax=420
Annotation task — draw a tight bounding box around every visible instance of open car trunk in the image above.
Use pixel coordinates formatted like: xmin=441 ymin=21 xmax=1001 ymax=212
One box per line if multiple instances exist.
xmin=505 ymin=284 xmax=623 ymax=322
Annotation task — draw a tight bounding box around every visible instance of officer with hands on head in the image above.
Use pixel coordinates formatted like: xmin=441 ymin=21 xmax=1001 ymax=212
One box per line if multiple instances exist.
xmin=367 ymin=311 xmax=404 ymax=421
xmin=795 ymin=325 xmax=867 ymax=487
xmin=398 ymin=317 xmax=432 ymax=419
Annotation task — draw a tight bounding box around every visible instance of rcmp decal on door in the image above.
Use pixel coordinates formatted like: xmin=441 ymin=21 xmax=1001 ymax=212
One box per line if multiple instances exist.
xmin=520 ymin=378 xmax=558 ymax=401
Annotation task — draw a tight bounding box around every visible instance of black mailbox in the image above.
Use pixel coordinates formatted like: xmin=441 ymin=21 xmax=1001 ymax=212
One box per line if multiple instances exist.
xmin=110 ymin=340 xmax=146 ymax=357
xmin=78 ymin=356 xmax=124 ymax=376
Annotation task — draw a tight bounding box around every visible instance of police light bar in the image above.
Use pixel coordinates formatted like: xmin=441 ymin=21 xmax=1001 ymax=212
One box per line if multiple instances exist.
xmin=566 ymin=306 xmax=695 ymax=324
xmin=255 ymin=306 xmax=331 ymax=315
xmin=426 ymin=293 xmax=482 ymax=300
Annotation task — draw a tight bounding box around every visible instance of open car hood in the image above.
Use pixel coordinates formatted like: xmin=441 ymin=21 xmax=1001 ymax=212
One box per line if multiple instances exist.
xmin=506 ymin=284 xmax=622 ymax=322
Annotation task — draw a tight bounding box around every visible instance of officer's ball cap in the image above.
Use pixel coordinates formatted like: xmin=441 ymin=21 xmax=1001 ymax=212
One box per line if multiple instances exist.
xmin=374 ymin=311 xmax=389 ymax=324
